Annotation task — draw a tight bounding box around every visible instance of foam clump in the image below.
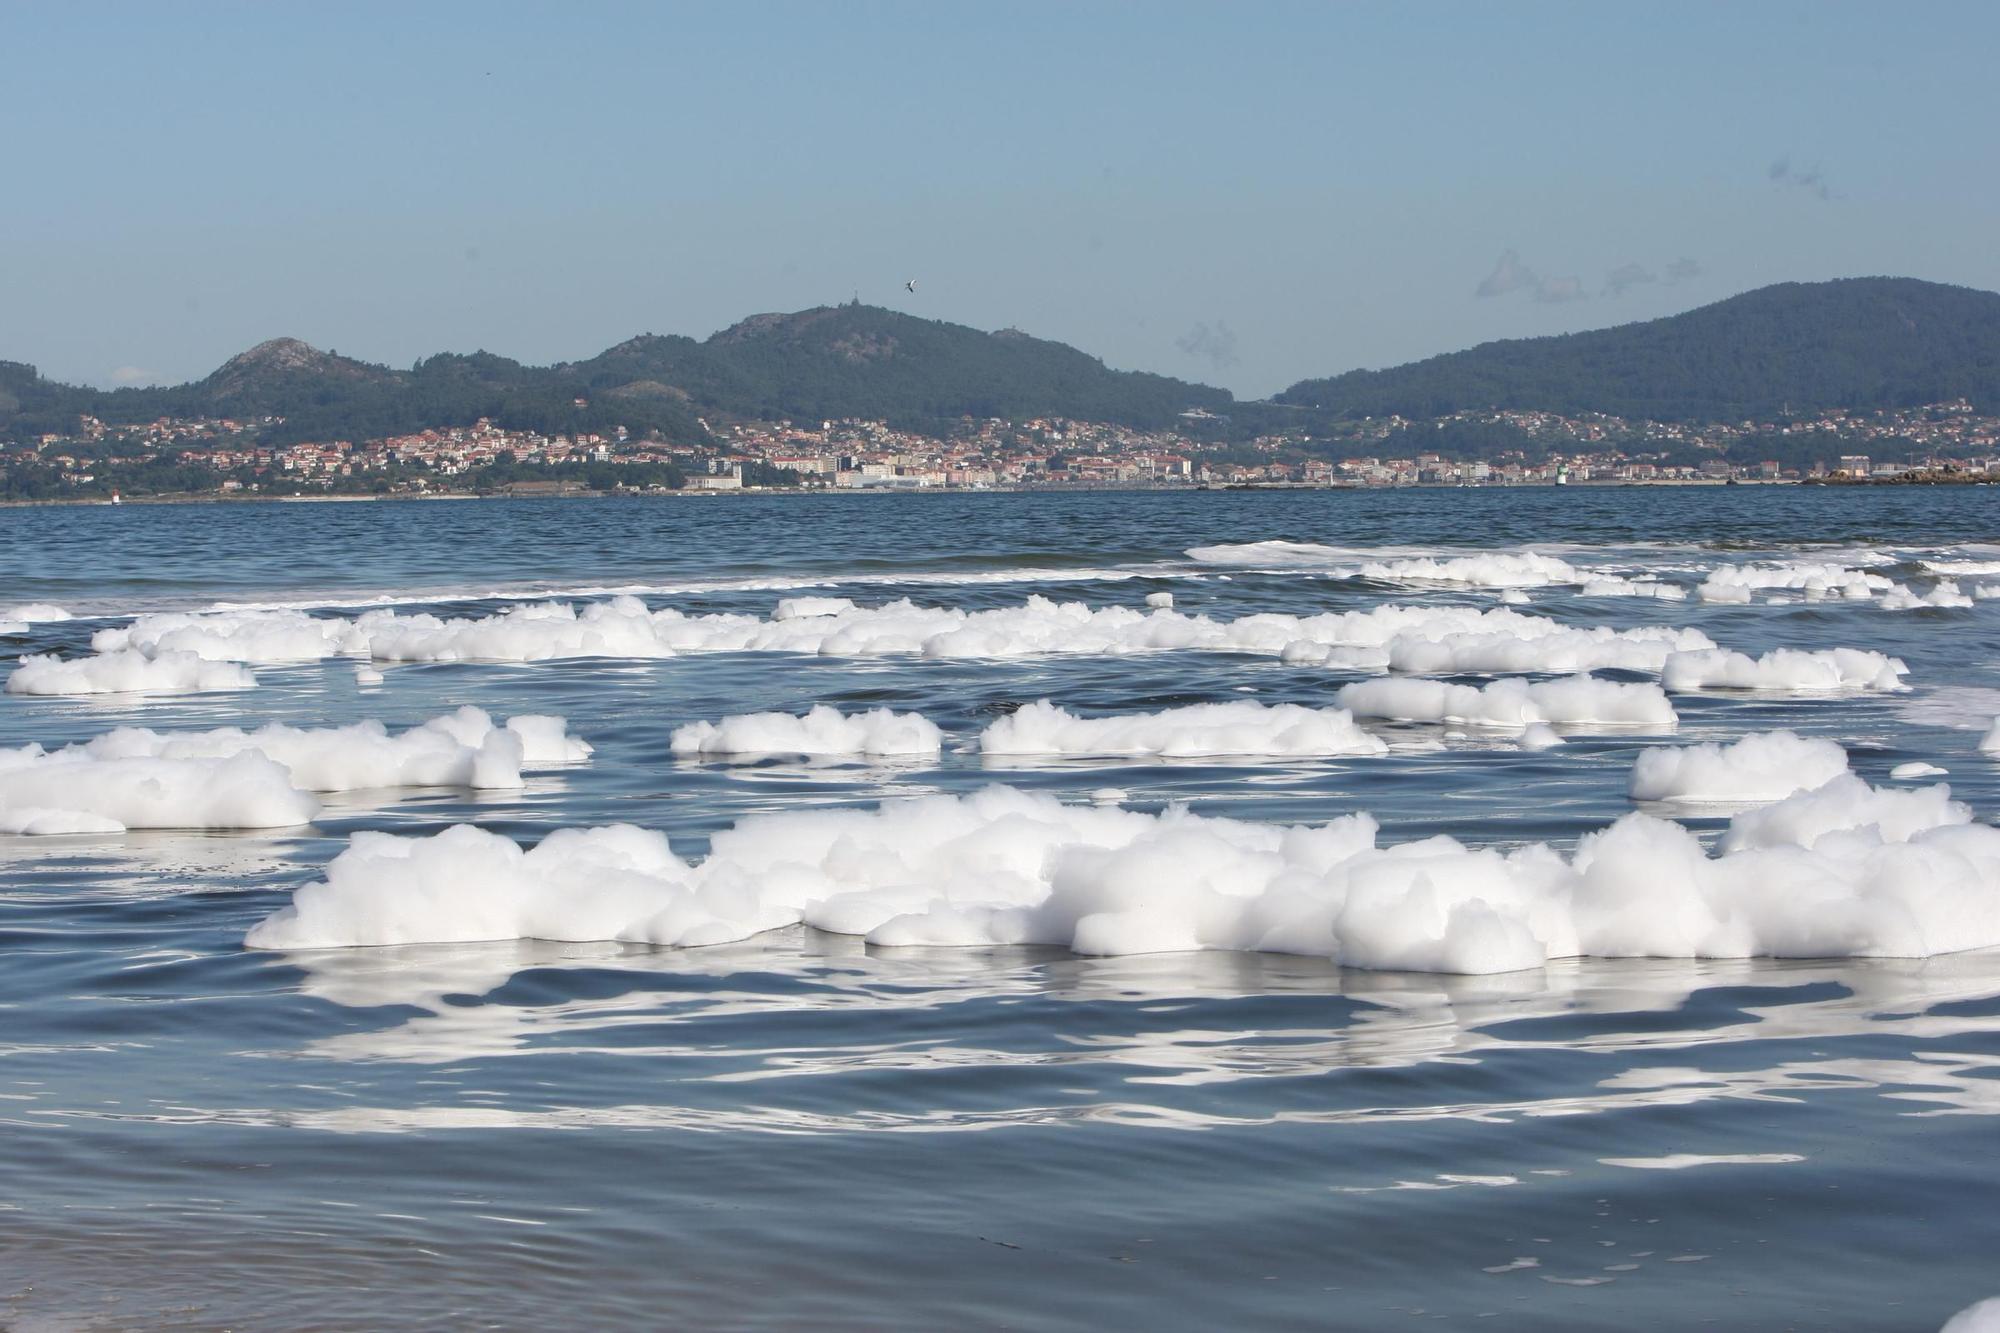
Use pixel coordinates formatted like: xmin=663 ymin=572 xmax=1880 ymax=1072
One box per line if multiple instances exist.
xmin=1335 ymin=676 xmax=1676 ymax=730
xmin=1144 ymin=591 xmax=1174 ymax=608
xmin=670 ymin=705 xmax=942 ymax=758
xmin=0 ymin=749 xmax=316 ymax=832
xmin=247 ymin=781 xmax=2000 ymax=973
xmin=0 ymin=807 xmax=128 ymax=835
xmin=1880 ymin=580 xmax=1974 ymax=610
xmin=979 ymin=699 xmax=1388 ymax=757
xmin=773 ymin=596 xmax=857 ymax=621
xmin=1698 ymin=562 xmax=1892 ymax=604
xmin=124 ymin=700 xmax=588 ymax=784
xmin=1185 ymin=540 xmax=1355 ymax=567
xmin=74 ymin=706 xmax=589 ymax=790
xmin=1580 ymin=578 xmax=1688 ymax=601
xmin=1357 ymin=552 xmax=1585 ymax=589
xmin=6 ymin=648 xmax=258 ymax=696
xmin=0 ymin=709 xmax=590 ymax=835
xmin=1662 ymin=647 xmax=1908 ymax=693
xmin=1517 ymin=722 xmax=1565 ymax=751
xmin=1982 ymin=718 xmax=2000 ymax=754
xmin=1 ymin=603 xmax=72 ymax=633
xmin=95 ymin=608 xmax=358 ymax=663
xmin=1372 ymin=618 xmax=1710 ymax=676
xmin=1891 ymin=762 xmax=1947 ymax=779
xmin=1719 ymin=773 xmax=1967 ymax=852
xmin=1629 ymin=730 xmax=1849 ymax=803
xmin=247 ymin=822 xmax=783 ymax=950
xmin=7 ymin=603 xmax=72 ymax=621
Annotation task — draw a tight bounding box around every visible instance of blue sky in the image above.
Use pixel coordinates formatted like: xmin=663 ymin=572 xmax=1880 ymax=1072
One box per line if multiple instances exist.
xmin=3 ymin=0 xmax=1995 ymax=397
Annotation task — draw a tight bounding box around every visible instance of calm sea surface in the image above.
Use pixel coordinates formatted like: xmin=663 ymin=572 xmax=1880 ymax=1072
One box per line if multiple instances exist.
xmin=3 ymin=487 xmax=2000 ymax=1330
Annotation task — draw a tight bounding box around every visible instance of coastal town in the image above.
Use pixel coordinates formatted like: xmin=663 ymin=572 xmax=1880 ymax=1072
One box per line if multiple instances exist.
xmin=7 ymin=397 xmax=2000 ymax=501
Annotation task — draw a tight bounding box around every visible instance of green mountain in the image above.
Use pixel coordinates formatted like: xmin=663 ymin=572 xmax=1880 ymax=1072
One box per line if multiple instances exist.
xmin=0 ymin=305 xmax=1230 ymax=447
xmin=1276 ymin=278 xmax=2000 ymax=422
xmin=563 ymin=304 xmax=1232 ymax=430
xmin=9 ymin=281 xmax=2000 ymax=452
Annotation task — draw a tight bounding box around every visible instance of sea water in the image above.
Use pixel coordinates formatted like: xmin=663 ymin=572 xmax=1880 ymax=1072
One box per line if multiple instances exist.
xmin=3 ymin=486 xmax=1999 ymax=1329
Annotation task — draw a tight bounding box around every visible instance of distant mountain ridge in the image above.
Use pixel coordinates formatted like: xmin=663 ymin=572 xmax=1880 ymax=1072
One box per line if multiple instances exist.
xmin=1277 ymin=277 xmax=2000 ymax=422
xmin=0 ymin=305 xmax=1230 ymax=447
xmin=3 ymin=279 xmax=1999 ymax=448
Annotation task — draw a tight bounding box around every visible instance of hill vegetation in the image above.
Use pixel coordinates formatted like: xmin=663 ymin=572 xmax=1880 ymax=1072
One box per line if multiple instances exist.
xmin=0 ymin=305 xmax=1229 ymax=447
xmin=6 ymin=280 xmax=2000 ymax=458
xmin=1276 ymin=278 xmax=2000 ymax=422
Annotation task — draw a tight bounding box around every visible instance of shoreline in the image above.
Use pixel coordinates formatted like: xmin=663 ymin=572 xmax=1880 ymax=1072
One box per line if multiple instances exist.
xmin=3 ymin=473 xmax=1991 ymax=510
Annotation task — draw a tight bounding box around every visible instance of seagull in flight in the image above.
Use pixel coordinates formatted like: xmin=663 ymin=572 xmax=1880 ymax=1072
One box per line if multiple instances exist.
xmin=905 ymin=280 xmax=917 ymax=293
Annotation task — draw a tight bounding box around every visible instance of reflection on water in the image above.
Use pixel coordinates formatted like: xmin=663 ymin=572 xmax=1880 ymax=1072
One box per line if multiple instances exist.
xmin=238 ymin=939 xmax=2000 ymax=1137
xmin=8 ymin=933 xmax=2000 ymax=1328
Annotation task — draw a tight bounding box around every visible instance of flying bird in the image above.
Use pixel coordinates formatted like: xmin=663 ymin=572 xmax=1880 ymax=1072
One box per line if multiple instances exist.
xmin=905 ymin=280 xmax=917 ymax=293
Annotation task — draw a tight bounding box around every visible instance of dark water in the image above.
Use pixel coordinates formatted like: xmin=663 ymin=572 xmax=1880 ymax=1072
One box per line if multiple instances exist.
xmin=3 ymin=487 xmax=1999 ymax=1330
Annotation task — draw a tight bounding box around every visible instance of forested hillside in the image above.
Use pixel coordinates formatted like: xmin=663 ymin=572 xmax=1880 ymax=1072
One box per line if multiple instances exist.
xmin=1278 ymin=278 xmax=2000 ymax=422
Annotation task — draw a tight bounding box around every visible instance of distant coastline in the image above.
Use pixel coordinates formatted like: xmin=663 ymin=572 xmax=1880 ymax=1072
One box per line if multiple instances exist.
xmin=0 ymin=476 xmax=1891 ymax=510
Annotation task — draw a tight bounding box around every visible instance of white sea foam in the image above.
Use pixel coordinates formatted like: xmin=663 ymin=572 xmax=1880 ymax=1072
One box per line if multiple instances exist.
xmin=1335 ymin=676 xmax=1676 ymax=730
xmin=1145 ymin=591 xmax=1174 ymax=608
xmin=1891 ymin=762 xmax=1948 ymax=779
xmin=0 ymin=750 xmax=316 ymax=832
xmin=1982 ymin=718 xmax=2000 ymax=754
xmin=1372 ymin=621 xmax=1708 ymax=675
xmin=1880 ymin=580 xmax=1975 ymax=610
xmin=0 ymin=807 xmax=128 ymax=835
xmin=75 ymin=596 xmax=1718 ymax=679
xmin=0 ymin=709 xmax=588 ymax=835
xmin=1661 ymin=647 xmax=1908 ymax=693
xmin=1629 ymin=731 xmax=1850 ymax=804
xmin=669 ymin=705 xmax=942 ymax=758
xmin=978 ymin=699 xmax=1388 ymax=757
xmin=6 ymin=648 xmax=258 ymax=696
xmin=1185 ymin=540 xmax=1365 ymax=567
xmin=117 ymin=563 xmax=1171 ymax=621
xmin=1698 ymin=562 xmax=1893 ymax=604
xmin=1356 ymin=552 xmax=1588 ymax=588
xmin=1718 ymin=774 xmax=1967 ymax=852
xmin=2 ymin=603 xmax=71 ymax=625
xmin=94 ymin=609 xmax=360 ymax=663
xmin=1579 ymin=578 xmax=1688 ymax=601
xmin=772 ymin=596 xmax=856 ymax=620
xmin=1517 ymin=722 xmax=1565 ymax=751
xmin=82 ymin=707 xmax=585 ymax=788
xmin=247 ymin=781 xmax=2000 ymax=974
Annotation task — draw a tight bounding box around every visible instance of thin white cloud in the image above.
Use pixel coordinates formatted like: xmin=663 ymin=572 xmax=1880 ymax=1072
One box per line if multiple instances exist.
xmin=1475 ymin=251 xmax=1586 ymax=304
xmin=1603 ymin=263 xmax=1657 ymax=297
